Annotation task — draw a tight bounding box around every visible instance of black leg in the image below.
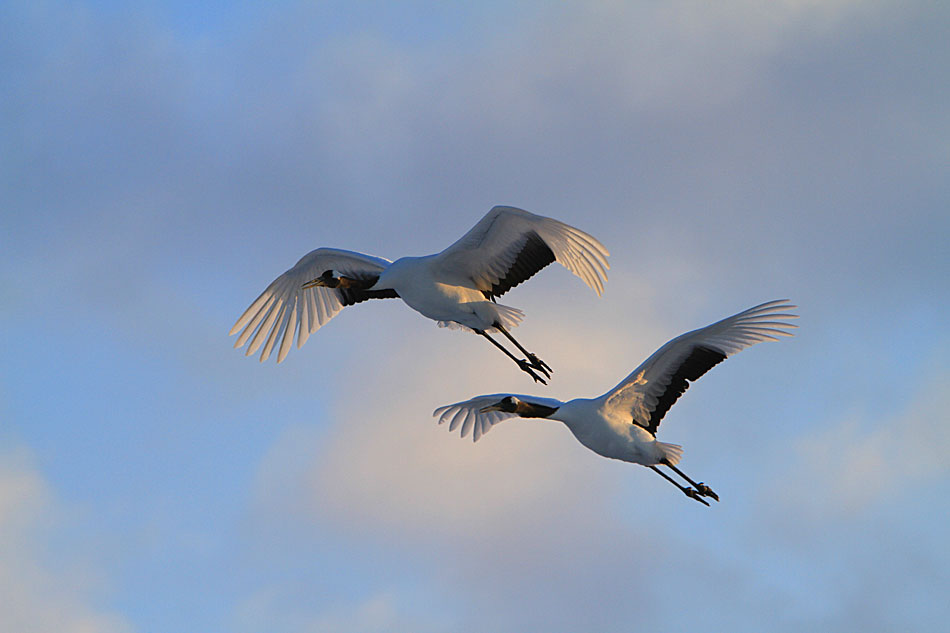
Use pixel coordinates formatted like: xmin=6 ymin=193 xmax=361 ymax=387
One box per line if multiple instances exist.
xmin=493 ymin=323 xmax=552 ymax=378
xmin=475 ymin=330 xmax=547 ymax=384
xmin=661 ymin=460 xmax=719 ymax=502
xmin=649 ymin=466 xmax=709 ymax=506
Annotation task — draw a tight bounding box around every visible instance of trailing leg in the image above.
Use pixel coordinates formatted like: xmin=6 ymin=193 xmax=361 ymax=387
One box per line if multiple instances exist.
xmin=649 ymin=466 xmax=709 ymax=506
xmin=494 ymin=323 xmax=552 ymax=378
xmin=475 ymin=330 xmax=547 ymax=384
xmin=661 ymin=459 xmax=719 ymax=502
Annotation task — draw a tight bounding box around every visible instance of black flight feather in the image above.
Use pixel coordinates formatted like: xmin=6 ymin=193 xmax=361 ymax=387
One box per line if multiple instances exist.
xmin=641 ymin=345 xmax=727 ymax=434
xmin=484 ymin=231 xmax=556 ymax=300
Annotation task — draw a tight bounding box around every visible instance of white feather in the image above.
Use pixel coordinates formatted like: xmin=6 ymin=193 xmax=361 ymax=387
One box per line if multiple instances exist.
xmin=230 ymin=248 xmax=390 ymax=363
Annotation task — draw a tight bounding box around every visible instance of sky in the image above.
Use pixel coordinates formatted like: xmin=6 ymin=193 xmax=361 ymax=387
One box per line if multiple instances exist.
xmin=1 ymin=1 xmax=948 ymax=631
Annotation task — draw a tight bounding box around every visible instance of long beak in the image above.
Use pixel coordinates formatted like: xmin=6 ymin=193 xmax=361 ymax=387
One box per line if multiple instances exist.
xmin=302 ymin=278 xmax=328 ymax=289
xmin=479 ymin=404 xmax=504 ymax=413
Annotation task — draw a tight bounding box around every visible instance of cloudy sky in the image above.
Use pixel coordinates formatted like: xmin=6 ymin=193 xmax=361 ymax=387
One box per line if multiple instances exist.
xmin=2 ymin=1 xmax=948 ymax=631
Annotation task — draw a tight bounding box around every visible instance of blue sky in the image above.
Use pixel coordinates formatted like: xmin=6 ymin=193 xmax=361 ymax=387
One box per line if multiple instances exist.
xmin=2 ymin=1 xmax=948 ymax=632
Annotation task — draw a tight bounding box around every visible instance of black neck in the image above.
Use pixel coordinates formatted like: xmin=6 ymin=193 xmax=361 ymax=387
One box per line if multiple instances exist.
xmin=515 ymin=401 xmax=559 ymax=418
xmin=338 ymin=275 xmax=379 ymax=290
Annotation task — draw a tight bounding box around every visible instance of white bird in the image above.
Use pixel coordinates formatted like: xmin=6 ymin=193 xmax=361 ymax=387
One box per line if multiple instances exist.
xmin=230 ymin=206 xmax=609 ymax=382
xmin=433 ymin=300 xmax=798 ymax=505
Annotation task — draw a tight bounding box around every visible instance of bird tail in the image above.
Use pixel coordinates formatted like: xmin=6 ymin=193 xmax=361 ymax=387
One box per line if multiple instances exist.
xmin=487 ymin=303 xmax=525 ymax=332
xmin=437 ymin=302 xmax=525 ymax=333
xmin=656 ymin=441 xmax=683 ymax=466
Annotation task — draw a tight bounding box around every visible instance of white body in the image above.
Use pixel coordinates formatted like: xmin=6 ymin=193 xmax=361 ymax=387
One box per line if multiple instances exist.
xmin=554 ymin=398 xmax=674 ymax=466
xmin=375 ymin=255 xmax=522 ymax=331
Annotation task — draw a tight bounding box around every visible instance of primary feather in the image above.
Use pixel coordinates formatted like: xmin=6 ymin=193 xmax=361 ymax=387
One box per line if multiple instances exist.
xmin=230 ymin=249 xmax=392 ymax=363
xmin=603 ymin=299 xmax=798 ymax=434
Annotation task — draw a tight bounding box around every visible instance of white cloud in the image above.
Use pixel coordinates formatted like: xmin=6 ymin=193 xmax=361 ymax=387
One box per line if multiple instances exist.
xmin=253 ymin=316 xmax=613 ymax=541
xmin=234 ymin=588 xmax=438 ymax=633
xmin=766 ymin=363 xmax=950 ymax=521
xmin=304 ymin=592 xmax=401 ymax=633
xmin=0 ymin=448 xmax=131 ymax=633
xmin=246 ymin=294 xmax=752 ymax=631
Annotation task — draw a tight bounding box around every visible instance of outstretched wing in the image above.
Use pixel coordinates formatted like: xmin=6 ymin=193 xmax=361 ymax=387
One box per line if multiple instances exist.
xmin=434 ymin=206 xmax=610 ymax=300
xmin=433 ymin=394 xmax=562 ymax=442
xmin=230 ymin=248 xmax=393 ymax=363
xmin=603 ymin=300 xmax=798 ymax=434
